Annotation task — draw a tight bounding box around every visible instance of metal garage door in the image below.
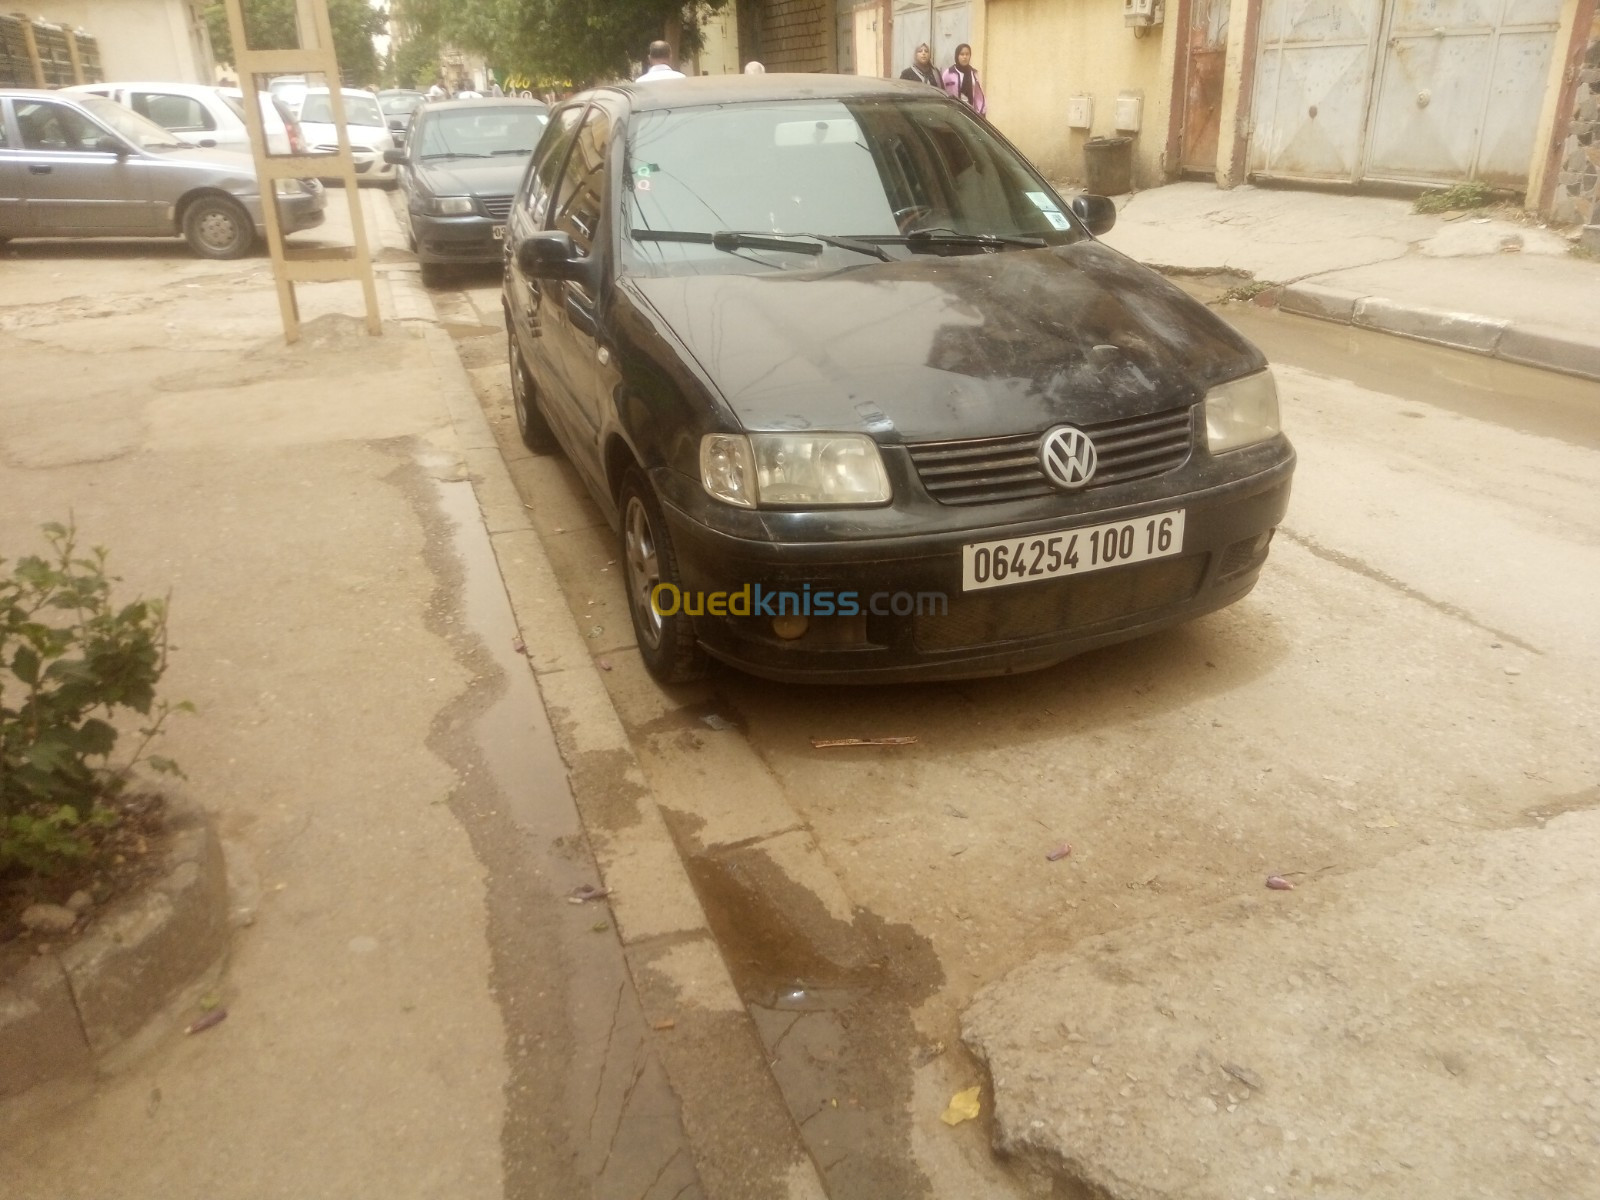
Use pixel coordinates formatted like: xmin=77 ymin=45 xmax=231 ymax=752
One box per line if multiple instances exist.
xmin=1250 ymin=0 xmax=1561 ymax=189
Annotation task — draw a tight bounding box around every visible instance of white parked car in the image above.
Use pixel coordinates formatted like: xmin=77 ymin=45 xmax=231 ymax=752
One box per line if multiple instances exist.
xmin=63 ymin=81 xmax=302 ymax=156
xmin=294 ymin=87 xmax=396 ymax=185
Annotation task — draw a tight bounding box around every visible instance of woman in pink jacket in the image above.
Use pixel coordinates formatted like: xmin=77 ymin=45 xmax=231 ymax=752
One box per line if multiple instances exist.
xmin=941 ymin=43 xmax=987 ymax=117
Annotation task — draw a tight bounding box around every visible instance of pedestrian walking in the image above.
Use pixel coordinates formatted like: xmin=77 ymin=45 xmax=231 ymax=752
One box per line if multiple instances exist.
xmin=941 ymin=43 xmax=986 ymax=116
xmin=636 ymin=41 xmax=687 ymax=82
xmin=899 ymin=42 xmax=941 ymax=88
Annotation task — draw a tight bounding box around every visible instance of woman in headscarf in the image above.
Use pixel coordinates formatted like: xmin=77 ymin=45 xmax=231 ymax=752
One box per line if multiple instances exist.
xmin=941 ymin=43 xmax=987 ymax=116
xmin=899 ymin=42 xmax=941 ymax=88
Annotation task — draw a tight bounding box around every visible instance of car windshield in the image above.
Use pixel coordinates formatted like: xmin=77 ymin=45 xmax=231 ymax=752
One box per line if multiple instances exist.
xmin=624 ymin=96 xmax=1085 ymax=271
xmin=415 ymin=106 xmax=549 ymax=159
xmin=380 ymin=93 xmax=424 ymax=116
xmin=299 ymin=93 xmax=383 ymax=127
xmin=75 ymin=95 xmax=189 ymax=149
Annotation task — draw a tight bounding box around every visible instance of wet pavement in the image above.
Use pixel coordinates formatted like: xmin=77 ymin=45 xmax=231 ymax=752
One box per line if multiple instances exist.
xmin=438 ymin=246 xmax=1600 ymax=1197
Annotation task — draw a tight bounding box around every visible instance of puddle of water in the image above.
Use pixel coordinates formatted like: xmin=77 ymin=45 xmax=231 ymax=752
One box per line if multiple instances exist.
xmin=431 ymin=480 xmax=701 ymax=1200
xmin=686 ymin=844 xmax=945 ymax=1200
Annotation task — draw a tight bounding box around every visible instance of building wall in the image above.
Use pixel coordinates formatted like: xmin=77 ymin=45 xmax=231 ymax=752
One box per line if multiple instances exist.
xmin=1550 ymin=8 xmax=1600 ymax=224
xmin=756 ymin=0 xmax=832 ymax=71
xmin=28 ymin=0 xmax=213 ymax=82
xmin=985 ymin=0 xmax=1175 ymax=188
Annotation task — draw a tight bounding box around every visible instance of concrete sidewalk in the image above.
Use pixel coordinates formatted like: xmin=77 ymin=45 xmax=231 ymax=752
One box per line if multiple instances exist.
xmin=1098 ymin=182 xmax=1600 ymax=383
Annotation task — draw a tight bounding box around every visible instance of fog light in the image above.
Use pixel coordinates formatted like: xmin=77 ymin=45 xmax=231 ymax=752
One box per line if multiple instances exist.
xmin=772 ymin=615 xmax=809 ymax=640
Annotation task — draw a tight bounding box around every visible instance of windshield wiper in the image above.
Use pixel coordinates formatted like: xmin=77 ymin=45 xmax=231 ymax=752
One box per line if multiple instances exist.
xmin=876 ymin=228 xmax=1047 ymax=251
xmin=632 ymin=229 xmax=823 ymax=256
xmin=491 ymin=148 xmax=535 ymax=156
xmin=799 ymin=233 xmax=892 ymax=261
xmin=420 ymin=151 xmax=490 ymax=160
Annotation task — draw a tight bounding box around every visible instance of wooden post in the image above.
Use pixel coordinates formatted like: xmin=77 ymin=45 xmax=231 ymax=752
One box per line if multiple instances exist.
xmin=19 ymin=17 xmax=45 ymax=87
xmin=66 ymin=29 xmax=84 ymax=84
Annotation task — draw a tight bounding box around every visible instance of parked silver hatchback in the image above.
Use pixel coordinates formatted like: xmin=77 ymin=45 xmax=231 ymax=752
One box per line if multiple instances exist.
xmin=0 ymin=89 xmax=324 ymax=259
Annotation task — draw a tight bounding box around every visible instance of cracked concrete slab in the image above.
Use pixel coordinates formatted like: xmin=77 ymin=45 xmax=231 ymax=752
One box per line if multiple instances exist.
xmin=962 ymin=811 xmax=1600 ymax=1200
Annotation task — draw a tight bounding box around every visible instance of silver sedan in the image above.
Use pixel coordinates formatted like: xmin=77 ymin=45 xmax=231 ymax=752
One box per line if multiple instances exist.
xmin=0 ymin=88 xmax=324 ymax=259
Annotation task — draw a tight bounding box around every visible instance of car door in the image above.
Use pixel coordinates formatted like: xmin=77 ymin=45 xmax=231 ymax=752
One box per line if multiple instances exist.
xmin=11 ymin=97 xmax=159 ymax=234
xmin=0 ymin=99 xmax=26 ymax=235
xmin=539 ymin=100 xmax=617 ymax=490
xmin=505 ymin=102 xmax=585 ymax=434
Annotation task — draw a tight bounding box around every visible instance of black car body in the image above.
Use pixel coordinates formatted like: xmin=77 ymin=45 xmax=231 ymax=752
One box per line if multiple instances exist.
xmin=390 ymin=98 xmax=548 ymax=281
xmin=504 ymin=77 xmax=1294 ymax=684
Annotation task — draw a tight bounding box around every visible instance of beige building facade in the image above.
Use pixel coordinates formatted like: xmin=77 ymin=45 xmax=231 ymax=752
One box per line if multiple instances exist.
xmin=28 ymin=0 xmax=214 ymax=83
xmin=721 ymin=0 xmax=1597 ymax=222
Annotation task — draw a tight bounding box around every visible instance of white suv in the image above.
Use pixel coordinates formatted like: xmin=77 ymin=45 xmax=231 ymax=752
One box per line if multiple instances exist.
xmin=64 ymin=81 xmax=302 ymax=156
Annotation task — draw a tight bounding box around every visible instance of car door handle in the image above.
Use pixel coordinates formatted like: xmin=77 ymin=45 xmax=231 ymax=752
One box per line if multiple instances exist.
xmin=28 ymin=165 xmax=52 ymax=175
xmin=565 ymin=293 xmax=597 ymax=338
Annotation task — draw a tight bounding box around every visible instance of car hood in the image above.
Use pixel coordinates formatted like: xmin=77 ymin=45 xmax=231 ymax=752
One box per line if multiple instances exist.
xmin=413 ymin=156 xmax=527 ymax=196
xmin=628 ymin=242 xmax=1265 ymax=442
xmin=298 ymin=120 xmax=389 ymax=148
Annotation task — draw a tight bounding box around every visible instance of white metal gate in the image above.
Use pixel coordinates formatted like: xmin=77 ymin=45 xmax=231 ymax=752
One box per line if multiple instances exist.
xmin=1250 ymin=0 xmax=1562 ymax=188
xmin=892 ymin=0 xmax=970 ymax=79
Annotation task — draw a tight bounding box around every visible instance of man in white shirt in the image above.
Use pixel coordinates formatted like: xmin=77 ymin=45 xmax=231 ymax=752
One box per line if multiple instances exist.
xmin=636 ymin=41 xmax=686 ymax=82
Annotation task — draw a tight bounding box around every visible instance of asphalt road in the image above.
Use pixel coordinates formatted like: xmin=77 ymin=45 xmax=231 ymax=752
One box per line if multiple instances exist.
xmin=442 ymin=264 xmax=1600 ymax=1197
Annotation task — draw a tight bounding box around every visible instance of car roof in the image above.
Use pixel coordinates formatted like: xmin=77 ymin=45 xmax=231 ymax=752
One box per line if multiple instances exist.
xmin=65 ymin=81 xmax=222 ymax=93
xmin=302 ymin=87 xmax=379 ymax=97
xmin=581 ymin=73 xmax=939 ymax=113
xmin=419 ymin=97 xmax=549 ymax=112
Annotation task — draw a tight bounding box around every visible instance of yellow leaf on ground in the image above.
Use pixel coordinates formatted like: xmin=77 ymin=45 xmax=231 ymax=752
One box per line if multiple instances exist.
xmin=940 ymin=1085 xmax=981 ymax=1126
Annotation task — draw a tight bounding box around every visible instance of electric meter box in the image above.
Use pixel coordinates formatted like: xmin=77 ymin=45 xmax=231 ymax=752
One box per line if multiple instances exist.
xmin=1067 ymin=95 xmax=1093 ymax=129
xmin=1124 ymin=0 xmax=1164 ymax=26
xmin=1114 ymin=92 xmax=1143 ymax=132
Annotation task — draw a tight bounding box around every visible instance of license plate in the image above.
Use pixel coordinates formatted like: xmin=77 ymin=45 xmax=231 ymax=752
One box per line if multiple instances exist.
xmin=492 ymin=224 xmax=506 ymax=240
xmin=962 ymin=510 xmax=1186 ymax=592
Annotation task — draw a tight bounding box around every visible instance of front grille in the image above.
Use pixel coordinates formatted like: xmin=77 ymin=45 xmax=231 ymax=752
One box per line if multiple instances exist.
xmin=913 ymin=555 xmax=1207 ymax=652
xmin=479 ymin=195 xmax=513 ymax=220
xmin=906 ymin=406 xmax=1194 ymax=506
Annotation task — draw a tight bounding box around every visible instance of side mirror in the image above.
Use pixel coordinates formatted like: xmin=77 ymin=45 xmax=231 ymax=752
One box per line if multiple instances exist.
xmin=1070 ymin=194 xmax=1117 ymax=237
xmin=92 ymin=135 xmax=129 ymax=157
xmin=515 ymin=231 xmax=592 ymax=282
xmin=197 ymin=138 xmax=217 ymax=148
xmin=383 ymin=147 xmax=407 ymax=165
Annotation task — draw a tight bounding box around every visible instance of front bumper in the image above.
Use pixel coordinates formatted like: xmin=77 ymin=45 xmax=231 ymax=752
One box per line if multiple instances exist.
xmin=247 ymin=184 xmax=326 ymax=235
xmin=655 ymin=441 xmax=1295 ymax=684
xmin=410 ymin=209 xmax=506 ymax=265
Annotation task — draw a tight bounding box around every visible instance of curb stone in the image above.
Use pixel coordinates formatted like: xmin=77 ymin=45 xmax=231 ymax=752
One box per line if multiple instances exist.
xmin=375 ymin=207 xmax=829 ymax=1196
xmin=1275 ymin=281 xmax=1600 ymax=382
xmin=0 ymin=792 xmax=229 ymax=1100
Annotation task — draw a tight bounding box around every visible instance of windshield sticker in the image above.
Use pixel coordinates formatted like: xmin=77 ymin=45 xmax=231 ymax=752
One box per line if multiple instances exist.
xmin=635 ymin=163 xmax=657 ymax=176
xmin=1043 ymin=210 xmax=1071 ymax=231
xmin=634 ymin=177 xmax=652 ymax=191
xmin=1025 ymin=191 xmax=1059 ymax=212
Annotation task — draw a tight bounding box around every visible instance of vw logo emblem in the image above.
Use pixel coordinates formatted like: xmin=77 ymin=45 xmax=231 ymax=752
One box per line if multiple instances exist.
xmin=1039 ymin=425 xmax=1098 ymax=491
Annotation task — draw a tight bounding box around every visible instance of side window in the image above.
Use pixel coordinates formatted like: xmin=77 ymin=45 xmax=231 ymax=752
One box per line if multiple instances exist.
xmin=550 ymin=107 xmax=611 ymax=255
xmin=0 ymin=105 xmax=10 ymax=149
xmin=522 ymin=105 xmax=584 ymax=226
xmin=15 ymin=101 xmax=103 ymax=152
xmin=132 ymin=92 xmax=214 ymax=133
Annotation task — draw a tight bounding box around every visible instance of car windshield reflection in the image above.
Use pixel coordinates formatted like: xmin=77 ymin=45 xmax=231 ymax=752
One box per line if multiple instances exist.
xmin=415 ymin=106 xmax=549 ymax=160
xmin=623 ymin=97 xmax=1086 ymax=271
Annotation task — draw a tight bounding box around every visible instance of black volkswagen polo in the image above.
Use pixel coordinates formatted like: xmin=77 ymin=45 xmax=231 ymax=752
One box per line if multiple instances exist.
xmin=503 ymin=76 xmax=1293 ymax=684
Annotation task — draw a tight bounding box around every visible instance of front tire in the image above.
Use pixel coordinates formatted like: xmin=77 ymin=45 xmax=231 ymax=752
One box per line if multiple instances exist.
xmin=182 ymin=195 xmax=255 ymax=259
xmin=507 ymin=323 xmax=555 ymax=453
xmin=620 ymin=470 xmax=708 ymax=684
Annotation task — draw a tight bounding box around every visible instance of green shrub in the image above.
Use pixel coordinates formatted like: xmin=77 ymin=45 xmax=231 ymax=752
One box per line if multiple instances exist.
xmin=1 ymin=522 xmax=190 ymax=876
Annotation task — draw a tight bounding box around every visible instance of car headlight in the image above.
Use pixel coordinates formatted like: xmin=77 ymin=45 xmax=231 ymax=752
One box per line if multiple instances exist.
xmin=700 ymin=433 xmax=891 ymax=508
xmin=1204 ymin=369 xmax=1281 ymax=453
xmin=423 ymin=196 xmax=475 ymax=216
xmin=273 ymin=179 xmax=303 ymax=196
